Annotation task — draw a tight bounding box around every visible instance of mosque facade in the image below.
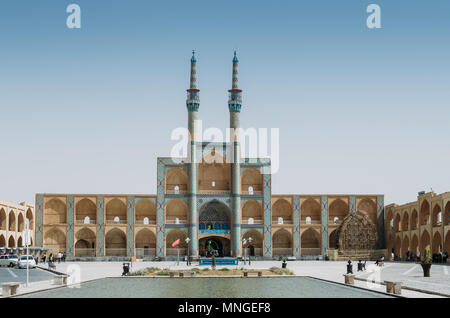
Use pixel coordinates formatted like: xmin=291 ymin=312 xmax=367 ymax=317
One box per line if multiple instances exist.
xmin=35 ymin=53 xmax=386 ymax=260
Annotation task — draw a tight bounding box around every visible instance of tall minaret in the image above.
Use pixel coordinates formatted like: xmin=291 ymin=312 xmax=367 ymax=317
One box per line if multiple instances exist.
xmin=229 ymin=51 xmax=242 ymax=258
xmin=187 ymin=50 xmax=199 ymax=257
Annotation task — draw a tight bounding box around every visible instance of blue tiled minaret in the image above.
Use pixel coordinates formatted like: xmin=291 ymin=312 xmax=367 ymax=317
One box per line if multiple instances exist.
xmin=229 ymin=51 xmax=242 ymax=257
xmin=187 ymin=51 xmax=199 ymax=257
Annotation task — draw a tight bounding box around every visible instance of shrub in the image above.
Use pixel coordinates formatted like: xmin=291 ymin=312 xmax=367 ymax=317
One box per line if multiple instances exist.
xmin=156 ymin=270 xmax=171 ymax=276
xmin=219 ymin=268 xmax=230 ymax=272
xmin=128 ymin=269 xmax=148 ymax=276
xmin=269 ymin=267 xmax=293 ymax=276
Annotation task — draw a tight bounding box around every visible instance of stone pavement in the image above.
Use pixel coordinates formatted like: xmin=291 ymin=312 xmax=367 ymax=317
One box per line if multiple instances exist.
xmin=355 ymin=261 xmax=450 ymax=297
xmin=4 ymin=260 xmax=448 ymax=298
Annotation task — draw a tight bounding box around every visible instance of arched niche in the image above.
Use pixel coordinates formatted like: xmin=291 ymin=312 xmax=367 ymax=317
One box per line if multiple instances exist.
xmin=165 ymin=167 xmax=189 ymax=193
xmin=241 ymin=168 xmax=263 ymax=194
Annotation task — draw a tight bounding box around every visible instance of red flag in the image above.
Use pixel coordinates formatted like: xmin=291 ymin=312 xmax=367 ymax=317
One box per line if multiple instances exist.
xmin=171 ymin=239 xmax=180 ymax=247
xmin=242 ymin=239 xmax=247 ymax=247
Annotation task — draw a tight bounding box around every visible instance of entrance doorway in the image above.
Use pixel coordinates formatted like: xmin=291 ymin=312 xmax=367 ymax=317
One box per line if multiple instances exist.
xmin=199 ymin=237 xmax=231 ymax=257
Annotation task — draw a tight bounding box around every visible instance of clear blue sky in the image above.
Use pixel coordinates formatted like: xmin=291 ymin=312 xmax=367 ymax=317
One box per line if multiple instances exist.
xmin=1 ymin=0 xmax=449 ymax=205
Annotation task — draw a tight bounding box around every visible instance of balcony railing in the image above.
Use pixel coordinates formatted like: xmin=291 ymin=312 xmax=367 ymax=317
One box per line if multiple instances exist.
xmin=43 ymin=247 xmax=67 ymax=255
xmin=241 ymin=191 xmax=263 ymax=195
xmin=301 ymin=220 xmax=321 ymax=225
xmin=135 ymin=220 xmax=157 ymax=225
xmin=135 ymin=248 xmax=156 ymax=258
xmin=105 ymin=248 xmax=127 ymax=256
xmin=75 ymin=248 xmax=96 ymax=257
xmin=198 ymin=190 xmax=230 ymax=195
xmin=105 ymin=220 xmax=127 ymax=225
xmin=166 ymin=219 xmax=188 ymax=224
xmin=300 ymin=248 xmax=321 ymax=256
xmin=76 ymin=220 xmax=96 ymax=225
xmin=272 ymin=248 xmax=293 ymax=256
xmin=166 ymin=190 xmax=188 ymax=195
xmin=242 ymin=219 xmax=264 ymax=225
xmin=166 ymin=248 xmax=187 ymax=256
xmin=243 ymin=247 xmax=263 ymax=256
xmin=272 ymin=220 xmax=293 ymax=225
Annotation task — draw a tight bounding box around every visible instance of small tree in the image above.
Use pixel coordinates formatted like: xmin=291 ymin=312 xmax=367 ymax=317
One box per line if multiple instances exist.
xmin=422 ymin=248 xmax=432 ymax=264
xmin=211 ymin=254 xmax=216 ymax=270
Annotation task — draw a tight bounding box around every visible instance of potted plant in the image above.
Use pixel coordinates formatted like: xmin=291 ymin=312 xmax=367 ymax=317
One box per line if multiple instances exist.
xmin=421 ymin=248 xmax=432 ymax=277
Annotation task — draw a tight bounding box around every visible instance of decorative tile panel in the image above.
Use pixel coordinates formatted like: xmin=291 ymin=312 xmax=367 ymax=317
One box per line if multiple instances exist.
xmin=321 ymin=196 xmax=328 ymax=256
xmin=127 ymin=196 xmax=135 ymax=257
xmin=156 ymin=159 xmax=165 ymax=257
xmin=196 ymin=197 xmax=232 ymax=211
xmin=263 ymin=173 xmax=272 ymax=257
xmin=67 ymin=196 xmax=74 ymax=257
xmin=349 ymin=196 xmax=356 ymax=214
xmin=96 ymin=196 xmax=104 ymax=256
xmin=36 ymin=195 xmax=44 ymax=247
xmin=293 ymin=196 xmax=300 ymax=257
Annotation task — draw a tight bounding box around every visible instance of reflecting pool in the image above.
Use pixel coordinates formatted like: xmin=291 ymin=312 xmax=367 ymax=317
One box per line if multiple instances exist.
xmin=19 ymin=276 xmax=392 ymax=298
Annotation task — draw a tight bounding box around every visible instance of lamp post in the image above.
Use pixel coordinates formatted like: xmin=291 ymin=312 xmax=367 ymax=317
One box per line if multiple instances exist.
xmin=22 ymin=219 xmax=31 ymax=287
xmin=185 ymin=237 xmax=191 ymax=266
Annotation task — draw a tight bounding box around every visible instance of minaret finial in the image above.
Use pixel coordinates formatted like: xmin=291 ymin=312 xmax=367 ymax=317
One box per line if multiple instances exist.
xmin=231 ymin=51 xmax=239 ymax=90
xmin=187 ymin=51 xmax=200 ymax=111
xmin=228 ymin=51 xmax=242 ymax=112
xmin=189 ymin=50 xmax=197 ymax=89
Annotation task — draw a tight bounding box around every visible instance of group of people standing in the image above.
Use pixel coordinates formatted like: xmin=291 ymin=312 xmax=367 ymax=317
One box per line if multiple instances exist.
xmin=41 ymin=251 xmax=66 ymax=263
xmin=401 ymin=250 xmax=449 ymax=263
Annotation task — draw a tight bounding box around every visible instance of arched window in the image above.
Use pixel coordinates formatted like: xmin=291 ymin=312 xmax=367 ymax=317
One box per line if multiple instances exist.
xmin=306 ymin=216 xmax=312 ymax=224
xmin=278 ymin=217 xmax=284 ymax=225
xmin=211 ymin=181 xmax=216 ymax=188
xmin=248 ymin=186 xmax=254 ymax=195
xmin=83 ymin=216 xmax=90 ymax=224
xmin=114 ymin=216 xmax=120 ymax=223
xmin=174 ymin=186 xmax=180 ymax=194
xmin=175 ymin=217 xmax=180 ymax=224
xmin=143 ymin=217 xmax=149 ymax=225
xmin=248 ymin=217 xmax=254 ymax=225
xmin=334 ymin=217 xmax=339 ymax=224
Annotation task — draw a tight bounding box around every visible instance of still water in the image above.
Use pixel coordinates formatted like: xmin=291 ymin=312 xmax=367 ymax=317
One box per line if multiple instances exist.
xmin=20 ymin=276 xmax=392 ymax=298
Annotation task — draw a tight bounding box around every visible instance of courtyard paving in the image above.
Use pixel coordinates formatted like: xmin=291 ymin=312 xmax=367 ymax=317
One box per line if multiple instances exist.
xmin=3 ymin=260 xmax=449 ymax=298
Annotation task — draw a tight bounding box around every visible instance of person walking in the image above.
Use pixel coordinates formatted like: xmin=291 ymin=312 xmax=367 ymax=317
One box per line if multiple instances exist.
xmin=416 ymin=250 xmax=421 ymax=262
